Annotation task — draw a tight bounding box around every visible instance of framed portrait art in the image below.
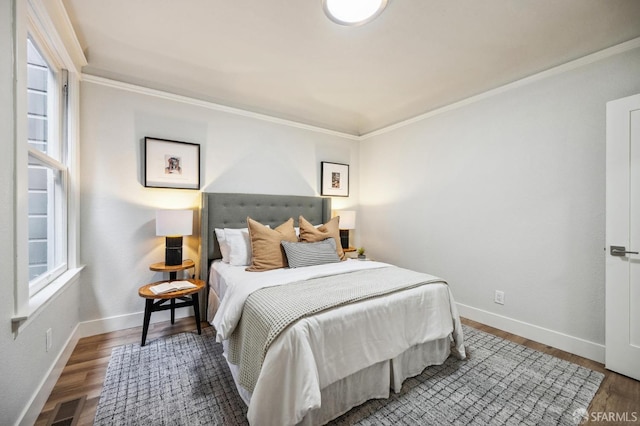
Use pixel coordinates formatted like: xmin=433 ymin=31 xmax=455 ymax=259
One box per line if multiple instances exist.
xmin=321 ymin=161 xmax=349 ymax=197
xmin=144 ymin=137 xmax=200 ymax=190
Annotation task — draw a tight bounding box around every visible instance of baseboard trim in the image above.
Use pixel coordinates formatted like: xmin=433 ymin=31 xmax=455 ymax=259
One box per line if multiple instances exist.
xmin=77 ymin=308 xmax=194 ymax=338
xmin=457 ymin=303 xmax=605 ymax=363
xmin=18 ymin=323 xmax=81 ymax=426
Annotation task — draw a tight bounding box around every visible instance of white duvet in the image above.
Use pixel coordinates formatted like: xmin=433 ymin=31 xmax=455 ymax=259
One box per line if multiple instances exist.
xmin=210 ymin=260 xmax=465 ymax=426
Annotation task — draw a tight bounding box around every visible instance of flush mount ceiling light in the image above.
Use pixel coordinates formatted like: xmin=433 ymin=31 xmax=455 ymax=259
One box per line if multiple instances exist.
xmin=323 ymin=0 xmax=388 ymax=26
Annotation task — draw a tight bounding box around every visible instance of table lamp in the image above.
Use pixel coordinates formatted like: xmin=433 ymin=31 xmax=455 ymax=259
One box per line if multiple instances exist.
xmin=156 ymin=209 xmax=193 ymax=266
xmin=338 ymin=210 xmax=356 ymax=249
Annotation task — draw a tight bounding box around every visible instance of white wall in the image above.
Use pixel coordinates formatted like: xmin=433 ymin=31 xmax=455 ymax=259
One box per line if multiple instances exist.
xmin=78 ymin=80 xmax=359 ymax=329
xmin=360 ymin=46 xmax=640 ymax=360
xmin=0 ymin=2 xmax=82 ymax=425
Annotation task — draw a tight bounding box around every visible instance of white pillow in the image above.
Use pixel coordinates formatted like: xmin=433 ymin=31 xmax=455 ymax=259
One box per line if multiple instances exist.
xmin=214 ymin=228 xmax=230 ymax=263
xmin=217 ymin=225 xmax=271 ymax=266
xmin=225 ymin=228 xmax=251 ymax=266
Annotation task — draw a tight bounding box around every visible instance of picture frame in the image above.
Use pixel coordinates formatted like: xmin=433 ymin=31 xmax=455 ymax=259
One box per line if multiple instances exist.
xmin=144 ymin=137 xmax=200 ymax=190
xmin=321 ymin=161 xmax=349 ymax=197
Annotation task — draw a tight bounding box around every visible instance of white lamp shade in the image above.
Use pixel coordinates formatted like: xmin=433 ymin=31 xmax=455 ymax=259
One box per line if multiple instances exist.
xmin=338 ymin=210 xmax=356 ymax=230
xmin=156 ymin=209 xmax=193 ymax=236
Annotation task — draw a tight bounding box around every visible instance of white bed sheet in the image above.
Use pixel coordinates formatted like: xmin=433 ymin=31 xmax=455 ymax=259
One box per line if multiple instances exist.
xmin=208 ymin=260 xmax=465 ymax=426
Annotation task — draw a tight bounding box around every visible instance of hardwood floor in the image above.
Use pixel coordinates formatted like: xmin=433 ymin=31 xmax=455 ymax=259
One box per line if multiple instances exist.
xmin=35 ymin=317 xmax=639 ymax=425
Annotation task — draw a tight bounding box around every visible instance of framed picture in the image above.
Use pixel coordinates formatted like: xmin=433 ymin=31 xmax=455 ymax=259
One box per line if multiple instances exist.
xmin=144 ymin=137 xmax=200 ymax=189
xmin=321 ymin=161 xmax=349 ymax=197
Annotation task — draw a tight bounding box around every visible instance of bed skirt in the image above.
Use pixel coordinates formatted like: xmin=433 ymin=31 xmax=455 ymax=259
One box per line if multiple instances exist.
xmin=223 ymin=336 xmax=451 ymax=425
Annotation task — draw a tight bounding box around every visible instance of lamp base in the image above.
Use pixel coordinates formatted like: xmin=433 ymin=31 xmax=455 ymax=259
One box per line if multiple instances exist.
xmin=165 ymin=236 xmax=183 ymax=266
xmin=339 ymin=229 xmax=350 ymax=249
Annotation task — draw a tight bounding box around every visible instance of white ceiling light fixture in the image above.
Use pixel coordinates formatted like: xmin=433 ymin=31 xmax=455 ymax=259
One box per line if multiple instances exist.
xmin=323 ymin=0 xmax=388 ymax=26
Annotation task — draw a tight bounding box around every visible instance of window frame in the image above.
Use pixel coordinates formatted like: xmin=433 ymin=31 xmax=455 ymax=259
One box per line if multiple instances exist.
xmin=12 ymin=0 xmax=86 ymax=330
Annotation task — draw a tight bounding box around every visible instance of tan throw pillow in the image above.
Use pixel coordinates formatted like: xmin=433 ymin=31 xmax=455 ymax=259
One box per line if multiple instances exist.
xmin=246 ymin=217 xmax=297 ymax=271
xmin=299 ymin=215 xmax=345 ymax=260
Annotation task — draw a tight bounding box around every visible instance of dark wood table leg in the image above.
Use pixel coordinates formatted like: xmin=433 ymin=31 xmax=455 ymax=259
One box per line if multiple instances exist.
xmin=170 ymin=298 xmax=175 ymax=324
xmin=192 ymin=292 xmax=201 ymax=335
xmin=141 ymin=299 xmax=153 ymax=346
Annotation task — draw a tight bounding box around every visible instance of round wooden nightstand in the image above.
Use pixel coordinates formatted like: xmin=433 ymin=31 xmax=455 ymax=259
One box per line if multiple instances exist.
xmin=149 ymin=259 xmax=196 ymax=280
xmin=138 ymin=277 xmax=205 ymax=346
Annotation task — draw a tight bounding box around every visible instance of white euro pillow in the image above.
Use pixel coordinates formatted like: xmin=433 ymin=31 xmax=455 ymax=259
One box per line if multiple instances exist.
xmin=225 ymin=228 xmax=252 ymax=266
xmin=217 ymin=225 xmax=271 ymax=266
xmin=214 ymin=228 xmax=230 ymax=263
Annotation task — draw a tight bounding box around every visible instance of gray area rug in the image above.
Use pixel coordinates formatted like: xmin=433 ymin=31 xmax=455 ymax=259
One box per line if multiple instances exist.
xmin=94 ymin=325 xmax=603 ymax=425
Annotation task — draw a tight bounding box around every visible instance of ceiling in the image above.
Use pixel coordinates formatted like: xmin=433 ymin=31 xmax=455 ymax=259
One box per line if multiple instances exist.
xmin=62 ymin=0 xmax=640 ymax=136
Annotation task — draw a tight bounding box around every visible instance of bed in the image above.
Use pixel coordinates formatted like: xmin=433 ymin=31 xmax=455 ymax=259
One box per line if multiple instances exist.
xmin=200 ymin=193 xmax=465 ymax=426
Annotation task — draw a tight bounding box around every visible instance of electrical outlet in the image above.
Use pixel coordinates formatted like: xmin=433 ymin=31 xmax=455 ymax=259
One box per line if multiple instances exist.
xmin=46 ymin=328 xmax=52 ymax=352
xmin=494 ymin=290 xmax=505 ymax=305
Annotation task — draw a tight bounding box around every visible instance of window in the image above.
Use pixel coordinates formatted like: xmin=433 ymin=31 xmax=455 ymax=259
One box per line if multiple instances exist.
xmin=26 ymin=37 xmax=68 ymax=296
xmin=12 ymin=0 xmax=85 ymax=327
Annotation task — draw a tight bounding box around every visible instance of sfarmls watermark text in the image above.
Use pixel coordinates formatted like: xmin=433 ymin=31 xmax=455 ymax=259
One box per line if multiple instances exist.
xmin=573 ymin=408 xmax=638 ymax=424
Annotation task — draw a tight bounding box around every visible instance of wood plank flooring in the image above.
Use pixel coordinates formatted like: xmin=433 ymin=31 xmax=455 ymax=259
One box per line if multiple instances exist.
xmin=35 ymin=317 xmax=639 ymax=425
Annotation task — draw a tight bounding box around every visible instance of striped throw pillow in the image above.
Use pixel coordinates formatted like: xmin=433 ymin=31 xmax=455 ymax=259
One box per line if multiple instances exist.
xmin=281 ymin=238 xmax=341 ymax=268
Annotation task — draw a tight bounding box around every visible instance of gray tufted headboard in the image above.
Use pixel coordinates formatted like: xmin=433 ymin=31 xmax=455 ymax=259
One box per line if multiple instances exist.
xmin=199 ymin=193 xmax=331 ymax=281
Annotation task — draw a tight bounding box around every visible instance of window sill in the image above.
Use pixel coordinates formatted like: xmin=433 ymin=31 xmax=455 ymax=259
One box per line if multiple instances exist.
xmin=12 ymin=266 xmax=85 ymax=334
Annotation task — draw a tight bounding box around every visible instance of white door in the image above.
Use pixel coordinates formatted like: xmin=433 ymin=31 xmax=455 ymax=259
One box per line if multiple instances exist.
xmin=606 ymin=93 xmax=640 ymax=380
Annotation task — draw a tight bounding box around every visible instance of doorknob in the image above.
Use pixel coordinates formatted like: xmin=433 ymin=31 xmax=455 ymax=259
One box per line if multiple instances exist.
xmin=610 ymin=246 xmax=639 ymax=256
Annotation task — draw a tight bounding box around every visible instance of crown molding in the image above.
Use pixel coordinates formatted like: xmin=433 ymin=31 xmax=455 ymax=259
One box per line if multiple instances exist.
xmin=361 ymin=36 xmax=640 ymax=140
xmin=82 ymin=36 xmax=640 ymax=142
xmin=81 ymin=74 xmax=361 ymax=141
